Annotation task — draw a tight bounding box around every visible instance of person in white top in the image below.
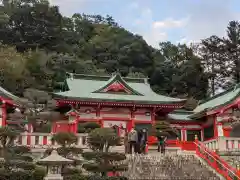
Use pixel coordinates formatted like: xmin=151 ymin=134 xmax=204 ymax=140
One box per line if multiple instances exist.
xmin=127 ymin=127 xmax=138 ymax=154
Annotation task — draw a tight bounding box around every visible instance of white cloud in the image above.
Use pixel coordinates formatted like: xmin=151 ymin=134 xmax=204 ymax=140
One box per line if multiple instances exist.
xmin=132 ymin=7 xmax=170 ymax=47
xmin=130 ymin=0 xmax=240 ymax=47
xmin=48 ymin=0 xmax=240 ymax=48
xmin=178 ymin=0 xmax=240 ymax=43
xmin=133 ymin=13 xmax=187 ymax=47
xmin=128 ymin=1 xmax=139 ymax=9
xmin=153 ymin=18 xmax=188 ymax=29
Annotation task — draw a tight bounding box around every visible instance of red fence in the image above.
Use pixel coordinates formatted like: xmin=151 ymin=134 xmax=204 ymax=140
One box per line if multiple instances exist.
xmin=175 ymin=137 xmax=240 ymax=179
xmin=148 ymin=136 xmax=178 ymax=147
xmin=177 ymin=140 xmax=196 ymax=151
xmin=195 ymin=138 xmax=240 ymax=180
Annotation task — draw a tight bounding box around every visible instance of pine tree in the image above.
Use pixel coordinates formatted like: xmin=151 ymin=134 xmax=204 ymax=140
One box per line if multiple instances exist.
xmin=82 ymin=128 xmax=128 ymax=179
xmin=152 ymin=121 xmax=179 ymax=138
xmin=0 ymin=126 xmax=45 ymax=180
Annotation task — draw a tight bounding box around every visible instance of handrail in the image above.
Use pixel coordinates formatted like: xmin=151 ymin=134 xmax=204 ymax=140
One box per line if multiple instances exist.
xmin=194 ymin=141 xmax=240 ymax=179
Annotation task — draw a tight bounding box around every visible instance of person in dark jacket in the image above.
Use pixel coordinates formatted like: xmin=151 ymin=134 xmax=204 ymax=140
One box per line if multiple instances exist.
xmin=157 ymin=135 xmax=167 ymax=154
xmin=140 ymin=128 xmax=148 ymax=154
xmin=137 ymin=129 xmax=148 ymax=154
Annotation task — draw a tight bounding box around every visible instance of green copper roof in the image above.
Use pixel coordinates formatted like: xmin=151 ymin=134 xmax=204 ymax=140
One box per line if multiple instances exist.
xmin=0 ymin=86 xmax=19 ymax=101
xmin=54 ymin=73 xmax=185 ymax=105
xmin=167 ymin=110 xmax=194 ymax=121
xmin=93 ymin=73 xmax=143 ymax=95
xmin=192 ymin=84 xmax=240 ymax=117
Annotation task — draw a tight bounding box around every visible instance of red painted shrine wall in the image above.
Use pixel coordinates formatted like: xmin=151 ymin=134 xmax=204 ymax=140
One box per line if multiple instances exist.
xmin=52 ymin=105 xmax=155 ymax=134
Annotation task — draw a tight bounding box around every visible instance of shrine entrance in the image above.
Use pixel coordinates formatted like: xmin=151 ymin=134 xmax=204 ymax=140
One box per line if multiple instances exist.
xmin=230 ymin=123 xmax=240 ymax=137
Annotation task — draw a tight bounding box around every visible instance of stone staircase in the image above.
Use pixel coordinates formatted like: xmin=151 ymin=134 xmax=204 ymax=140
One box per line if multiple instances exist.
xmin=121 ymin=153 xmax=223 ymax=180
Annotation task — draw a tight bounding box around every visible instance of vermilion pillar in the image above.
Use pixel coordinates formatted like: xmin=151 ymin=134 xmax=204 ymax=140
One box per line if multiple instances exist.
xmin=223 ymin=127 xmax=232 ymax=137
xmin=128 ymin=107 xmax=135 ymax=131
xmin=96 ymin=105 xmax=103 ymax=127
xmin=213 ymin=116 xmax=218 ymax=138
xmin=1 ymin=101 xmax=6 ymax=127
xmin=151 ymin=107 xmax=156 ymax=126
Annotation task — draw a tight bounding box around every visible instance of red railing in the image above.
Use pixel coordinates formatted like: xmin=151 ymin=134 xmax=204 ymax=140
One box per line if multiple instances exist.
xmin=166 ymin=140 xmax=178 ymax=147
xmin=148 ymin=136 xmax=178 ymax=147
xmin=195 ymin=138 xmax=240 ymax=180
xmin=176 ymin=139 xmax=196 ymax=151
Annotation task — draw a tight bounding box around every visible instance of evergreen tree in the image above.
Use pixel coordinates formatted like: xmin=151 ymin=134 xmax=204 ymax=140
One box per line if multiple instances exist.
xmin=152 ymin=121 xmax=179 ymax=138
xmin=82 ymin=128 xmax=128 ymax=179
xmin=198 ymin=36 xmax=225 ymax=95
xmin=44 ymin=132 xmax=84 ymax=179
xmin=0 ymin=126 xmax=45 ymax=180
xmin=224 ymin=21 xmax=240 ymax=85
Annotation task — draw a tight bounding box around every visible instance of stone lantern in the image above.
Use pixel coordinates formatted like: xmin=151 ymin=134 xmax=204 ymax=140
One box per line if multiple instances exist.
xmin=38 ymin=150 xmax=73 ymax=180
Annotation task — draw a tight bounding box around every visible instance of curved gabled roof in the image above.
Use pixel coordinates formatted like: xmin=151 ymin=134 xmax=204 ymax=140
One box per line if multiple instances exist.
xmin=54 ymin=73 xmax=186 ymax=106
xmin=191 ymin=84 xmax=240 ymax=118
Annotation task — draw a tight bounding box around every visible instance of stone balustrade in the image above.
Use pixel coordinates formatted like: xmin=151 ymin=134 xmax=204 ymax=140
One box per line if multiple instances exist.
xmin=14 ymin=133 xmax=88 ymax=149
xmin=204 ymin=137 xmax=240 ymax=152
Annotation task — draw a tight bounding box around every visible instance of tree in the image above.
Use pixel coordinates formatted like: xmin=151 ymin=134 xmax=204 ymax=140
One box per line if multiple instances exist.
xmin=82 ymin=128 xmax=127 ymax=178
xmin=78 ymin=122 xmax=101 ymax=133
xmin=0 ymin=0 xmax=226 ymax=103
xmin=224 ymin=21 xmax=240 ymax=85
xmin=198 ymin=36 xmax=227 ymax=95
xmin=43 ymin=132 xmax=84 ymax=179
xmin=0 ymin=44 xmax=29 ymax=95
xmin=0 ymin=126 xmax=42 ymax=180
xmin=152 ymin=121 xmax=179 ymax=138
xmin=17 ymin=88 xmax=60 ymax=132
xmin=150 ymin=42 xmax=208 ymax=100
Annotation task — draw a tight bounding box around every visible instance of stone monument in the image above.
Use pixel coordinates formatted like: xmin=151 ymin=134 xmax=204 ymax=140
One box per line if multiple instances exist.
xmin=38 ymin=150 xmax=73 ymax=180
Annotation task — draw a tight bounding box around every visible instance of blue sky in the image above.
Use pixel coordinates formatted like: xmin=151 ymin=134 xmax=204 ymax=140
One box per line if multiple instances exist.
xmin=49 ymin=0 xmax=240 ymax=48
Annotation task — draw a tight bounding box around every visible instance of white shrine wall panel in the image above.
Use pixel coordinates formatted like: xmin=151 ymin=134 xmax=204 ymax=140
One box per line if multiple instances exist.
xmin=134 ymin=108 xmax=152 ymax=121
xmin=100 ymin=107 xmax=131 ymax=119
xmin=103 ymin=121 xmax=127 ymax=128
xmin=79 ymin=106 xmax=97 ymax=119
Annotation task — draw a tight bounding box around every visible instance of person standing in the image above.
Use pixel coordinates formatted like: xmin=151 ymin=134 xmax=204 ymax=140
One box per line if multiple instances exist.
xmin=124 ymin=132 xmax=129 ymax=154
xmin=139 ymin=129 xmax=148 ymax=154
xmin=128 ymin=127 xmax=138 ymax=154
xmin=157 ymin=135 xmax=167 ymax=154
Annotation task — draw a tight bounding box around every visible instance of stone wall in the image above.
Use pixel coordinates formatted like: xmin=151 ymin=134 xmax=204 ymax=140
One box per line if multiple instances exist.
xmin=121 ymin=154 xmax=221 ymax=180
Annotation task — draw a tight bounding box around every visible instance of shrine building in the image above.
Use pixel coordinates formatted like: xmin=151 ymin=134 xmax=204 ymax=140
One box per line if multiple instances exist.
xmin=53 ymin=73 xmax=185 ymax=137
xmin=0 ymin=73 xmax=239 ymax=145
